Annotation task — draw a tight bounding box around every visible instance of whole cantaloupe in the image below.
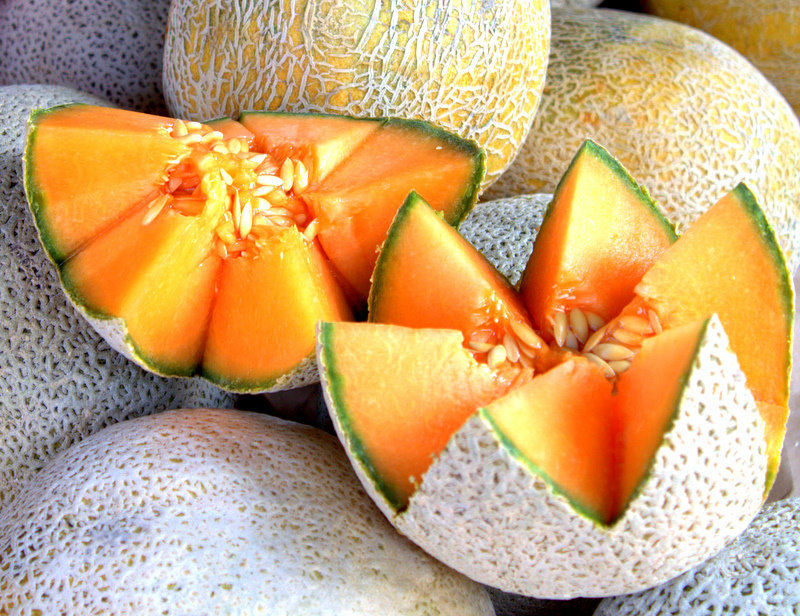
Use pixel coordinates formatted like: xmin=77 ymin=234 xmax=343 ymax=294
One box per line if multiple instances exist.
xmin=0 ymin=85 xmax=233 ymax=509
xmin=643 ymin=0 xmax=800 ymax=117
xmin=485 ymin=8 xmax=800 ymax=271
xmin=162 ymin=0 xmax=550 ymax=190
xmin=0 ymin=408 xmax=495 ymax=614
xmin=0 ymin=0 xmax=170 ymax=114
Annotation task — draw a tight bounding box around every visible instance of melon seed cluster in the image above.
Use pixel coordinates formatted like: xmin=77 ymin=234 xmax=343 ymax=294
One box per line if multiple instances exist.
xmin=468 ymin=302 xmax=664 ymax=386
xmin=141 ymin=118 xmax=318 ymax=259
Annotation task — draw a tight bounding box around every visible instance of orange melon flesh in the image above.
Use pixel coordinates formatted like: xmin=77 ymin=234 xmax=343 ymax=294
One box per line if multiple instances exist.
xmin=613 ymin=319 xmax=707 ymax=518
xmin=519 ymin=140 xmax=676 ymax=330
xmin=60 ymin=205 xmax=220 ymax=373
xmin=319 ymin=322 xmax=510 ymax=511
xmin=203 ymin=228 xmax=352 ymax=390
xmin=633 ymin=184 xmax=792 ymax=410
xmin=303 ymin=120 xmax=483 ymax=298
xmin=25 ymin=105 xmax=483 ymax=390
xmin=239 ymin=112 xmax=380 ymax=183
xmin=369 ymin=192 xmax=531 ymax=339
xmin=482 ymin=359 xmax=615 ymax=522
xmin=26 ymin=105 xmax=187 ymax=261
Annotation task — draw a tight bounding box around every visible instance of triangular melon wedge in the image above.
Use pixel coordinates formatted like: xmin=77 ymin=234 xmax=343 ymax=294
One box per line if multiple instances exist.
xmin=519 ymin=140 xmax=676 ymax=344
xmin=24 ymin=105 xmax=484 ymax=391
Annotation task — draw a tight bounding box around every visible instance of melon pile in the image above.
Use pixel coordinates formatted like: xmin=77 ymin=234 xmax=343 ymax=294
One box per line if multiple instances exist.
xmin=1 ymin=0 xmax=798 ymax=611
xmin=317 ymin=141 xmax=793 ymax=597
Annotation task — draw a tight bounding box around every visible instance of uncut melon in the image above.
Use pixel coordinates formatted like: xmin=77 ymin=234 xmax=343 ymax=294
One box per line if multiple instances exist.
xmin=318 ymin=147 xmax=792 ymax=597
xmin=595 ymin=497 xmax=800 ymax=614
xmin=23 ymin=104 xmax=483 ymax=392
xmin=643 ymin=0 xmax=800 ymax=117
xmin=485 ymin=8 xmax=800 ymax=271
xmin=0 ymin=85 xmax=233 ymax=511
xmin=0 ymin=0 xmax=170 ymax=114
xmin=0 ymin=409 xmax=495 ymax=615
xmin=162 ymin=0 xmax=550 ymax=190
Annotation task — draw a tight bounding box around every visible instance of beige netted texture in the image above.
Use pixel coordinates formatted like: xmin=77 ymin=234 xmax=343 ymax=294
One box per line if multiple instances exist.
xmin=0 ymin=409 xmax=495 ymax=615
xmin=0 ymin=85 xmax=233 ymax=510
xmin=0 ymin=1 xmax=170 ymax=114
xmin=340 ymin=316 xmax=766 ymax=598
xmin=643 ymin=0 xmax=800 ymax=117
xmin=486 ymin=8 xmax=800 ymax=271
xmin=459 ymin=194 xmax=549 ymax=286
xmin=162 ymin=0 xmax=550 ymax=190
xmin=595 ymin=497 xmax=800 ymax=615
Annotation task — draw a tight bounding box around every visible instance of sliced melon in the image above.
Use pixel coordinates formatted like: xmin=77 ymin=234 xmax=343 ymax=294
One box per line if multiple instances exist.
xmin=317 ymin=144 xmax=788 ymax=597
xmin=519 ymin=140 xmax=676 ymax=339
xmin=24 ymin=104 xmax=484 ymax=391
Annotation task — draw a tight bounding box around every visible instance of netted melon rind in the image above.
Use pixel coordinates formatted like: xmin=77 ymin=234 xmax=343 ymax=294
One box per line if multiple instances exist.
xmin=0 ymin=409 xmax=495 ymax=615
xmin=595 ymin=497 xmax=800 ymax=615
xmin=0 ymin=0 xmax=170 ymax=114
xmin=0 ymin=84 xmax=234 ymax=511
xmin=486 ymin=8 xmax=800 ymax=271
xmin=162 ymin=0 xmax=551 ymax=190
xmin=459 ymin=194 xmax=549 ymax=286
xmin=377 ymin=316 xmax=766 ymax=598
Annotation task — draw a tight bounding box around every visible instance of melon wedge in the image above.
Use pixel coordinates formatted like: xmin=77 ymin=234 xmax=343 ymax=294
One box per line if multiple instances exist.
xmin=24 ymin=104 xmax=484 ymax=391
xmin=317 ymin=144 xmax=789 ymax=598
xmin=519 ymin=139 xmax=676 ymax=337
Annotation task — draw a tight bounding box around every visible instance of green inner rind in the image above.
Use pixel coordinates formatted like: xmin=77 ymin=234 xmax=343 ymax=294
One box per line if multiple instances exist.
xmin=479 ymin=407 xmax=609 ymax=526
xmin=318 ymin=322 xmax=407 ymax=513
xmin=730 ymin=183 xmax=794 ymax=398
xmin=367 ymin=191 xmax=426 ymax=318
xmin=201 ymin=351 xmax=314 ymax=394
xmin=23 ymin=104 xmax=85 ymax=265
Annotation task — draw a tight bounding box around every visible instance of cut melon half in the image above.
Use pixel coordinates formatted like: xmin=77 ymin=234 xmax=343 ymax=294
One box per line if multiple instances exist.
xmin=24 ymin=104 xmax=484 ymax=391
xmin=317 ymin=144 xmax=789 ymax=597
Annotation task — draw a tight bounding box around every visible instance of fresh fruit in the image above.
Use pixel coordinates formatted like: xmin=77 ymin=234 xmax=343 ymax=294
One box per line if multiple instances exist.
xmin=318 ymin=146 xmax=791 ymax=597
xmin=162 ymin=0 xmax=550 ymax=190
xmin=596 ymin=497 xmax=800 ymax=615
xmin=0 ymin=85 xmax=234 ymax=509
xmin=642 ymin=0 xmax=800 ymax=116
xmin=0 ymin=0 xmax=171 ymax=114
xmin=0 ymin=409 xmax=495 ymax=614
xmin=23 ymin=104 xmax=483 ymax=392
xmin=486 ymin=8 xmax=800 ymax=271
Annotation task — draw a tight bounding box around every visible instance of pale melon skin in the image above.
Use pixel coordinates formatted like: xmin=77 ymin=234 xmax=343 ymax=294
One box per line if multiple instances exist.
xmin=595 ymin=497 xmax=800 ymax=614
xmin=485 ymin=8 xmax=800 ymax=271
xmin=320 ymin=315 xmax=767 ymax=598
xmin=0 ymin=84 xmax=233 ymax=511
xmin=162 ymin=0 xmax=550 ymax=190
xmin=643 ymin=0 xmax=800 ymax=117
xmin=0 ymin=408 xmax=495 ymax=615
xmin=0 ymin=0 xmax=170 ymax=114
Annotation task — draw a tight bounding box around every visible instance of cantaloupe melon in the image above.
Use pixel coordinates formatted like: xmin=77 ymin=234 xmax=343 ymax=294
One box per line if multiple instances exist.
xmin=596 ymin=497 xmax=800 ymax=614
xmin=486 ymin=8 xmax=800 ymax=271
xmin=0 ymin=0 xmax=170 ymax=114
xmin=162 ymin=0 xmax=550 ymax=190
xmin=643 ymin=0 xmax=800 ymax=117
xmin=318 ymin=146 xmax=791 ymax=597
xmin=0 ymin=85 xmax=234 ymax=510
xmin=0 ymin=409 xmax=495 ymax=614
xmin=23 ymin=104 xmax=483 ymax=392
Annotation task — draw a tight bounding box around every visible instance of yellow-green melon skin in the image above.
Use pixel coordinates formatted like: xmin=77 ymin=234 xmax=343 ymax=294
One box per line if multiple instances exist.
xmin=320 ymin=316 xmax=767 ymax=598
xmin=0 ymin=409 xmax=495 ymax=615
xmin=643 ymin=0 xmax=800 ymax=117
xmin=0 ymin=84 xmax=234 ymax=511
xmin=485 ymin=8 xmax=800 ymax=271
xmin=162 ymin=0 xmax=550 ymax=190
